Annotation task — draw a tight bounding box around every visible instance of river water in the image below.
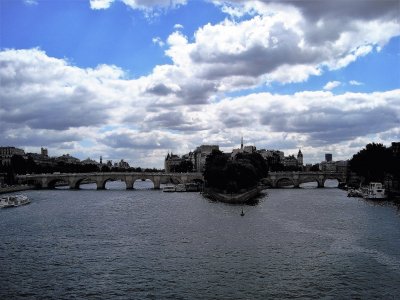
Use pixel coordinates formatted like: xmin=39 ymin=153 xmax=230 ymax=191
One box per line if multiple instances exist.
xmin=1 ymin=181 xmax=400 ymax=299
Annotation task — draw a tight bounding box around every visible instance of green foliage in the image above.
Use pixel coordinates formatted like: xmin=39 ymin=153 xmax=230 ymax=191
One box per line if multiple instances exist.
xmin=349 ymin=143 xmax=398 ymax=182
xmin=204 ymin=150 xmax=268 ymax=192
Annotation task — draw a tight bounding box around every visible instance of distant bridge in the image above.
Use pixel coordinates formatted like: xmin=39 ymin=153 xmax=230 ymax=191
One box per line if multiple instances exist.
xmin=17 ymin=171 xmax=346 ymax=190
xmin=17 ymin=172 xmax=204 ymax=190
xmin=262 ymin=171 xmax=346 ymax=188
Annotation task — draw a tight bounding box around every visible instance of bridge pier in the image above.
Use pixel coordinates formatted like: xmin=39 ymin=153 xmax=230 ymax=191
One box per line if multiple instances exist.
xmin=153 ymin=176 xmax=161 ymax=189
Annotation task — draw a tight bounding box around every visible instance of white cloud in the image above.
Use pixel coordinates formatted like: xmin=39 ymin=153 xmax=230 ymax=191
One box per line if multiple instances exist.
xmin=152 ymin=36 xmax=165 ymax=47
xmin=174 ymin=23 xmax=184 ymax=30
xmin=90 ymin=0 xmax=113 ymax=9
xmin=323 ymin=81 xmax=341 ymax=90
xmin=349 ymin=80 xmax=363 ymax=86
xmin=90 ymin=0 xmax=187 ymax=11
xmin=3 ymin=0 xmax=400 ymax=166
xmin=23 ymin=0 xmax=38 ymax=5
xmin=1 ymin=46 xmax=399 ymax=166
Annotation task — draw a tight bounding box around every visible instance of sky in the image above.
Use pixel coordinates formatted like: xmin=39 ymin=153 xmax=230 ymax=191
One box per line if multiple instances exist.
xmin=0 ymin=0 xmax=399 ymax=168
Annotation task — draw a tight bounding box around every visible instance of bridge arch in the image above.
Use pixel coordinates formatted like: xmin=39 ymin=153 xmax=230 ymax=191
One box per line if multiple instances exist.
xmin=323 ymin=178 xmax=341 ymax=188
xmin=276 ymin=177 xmax=296 ymax=188
xmin=101 ymin=177 xmax=128 ymax=190
xmin=47 ymin=178 xmax=70 ymax=189
xmin=71 ymin=177 xmax=97 ymax=189
xmin=133 ymin=179 xmax=154 ymax=190
xmin=298 ymin=177 xmax=323 ymax=188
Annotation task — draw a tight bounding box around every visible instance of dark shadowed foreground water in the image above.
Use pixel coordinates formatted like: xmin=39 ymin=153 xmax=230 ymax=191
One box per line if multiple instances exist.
xmin=1 ymin=181 xmax=400 ymax=299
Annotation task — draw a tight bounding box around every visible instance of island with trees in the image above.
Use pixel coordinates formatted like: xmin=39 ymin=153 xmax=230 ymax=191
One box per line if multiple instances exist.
xmin=203 ymin=150 xmax=268 ymax=204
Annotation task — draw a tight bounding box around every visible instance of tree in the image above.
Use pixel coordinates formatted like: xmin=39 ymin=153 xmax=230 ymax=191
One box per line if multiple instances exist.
xmin=204 ymin=150 xmax=268 ymax=193
xmin=349 ymin=143 xmax=392 ymax=182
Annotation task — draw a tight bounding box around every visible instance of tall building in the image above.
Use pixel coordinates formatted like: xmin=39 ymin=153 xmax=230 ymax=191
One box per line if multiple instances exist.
xmin=297 ymin=149 xmax=303 ymax=166
xmin=325 ymin=153 xmax=332 ymax=162
xmin=41 ymin=147 xmax=48 ymax=157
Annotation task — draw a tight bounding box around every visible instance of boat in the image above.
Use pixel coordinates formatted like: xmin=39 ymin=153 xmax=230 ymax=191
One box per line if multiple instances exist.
xmin=347 ymin=188 xmax=363 ymax=198
xmin=175 ymin=184 xmax=186 ymax=192
xmin=0 ymin=194 xmax=30 ymax=208
xmin=362 ymin=182 xmax=386 ymax=200
xmin=162 ymin=185 xmax=176 ymax=192
xmin=185 ymin=182 xmax=200 ymax=192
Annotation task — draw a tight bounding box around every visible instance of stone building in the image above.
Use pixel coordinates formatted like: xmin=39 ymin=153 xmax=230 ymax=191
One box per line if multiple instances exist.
xmin=0 ymin=146 xmax=25 ymax=165
xmin=297 ymin=149 xmax=303 ymax=166
xmin=193 ymin=145 xmax=219 ymax=172
xmin=164 ymin=153 xmax=184 ymax=173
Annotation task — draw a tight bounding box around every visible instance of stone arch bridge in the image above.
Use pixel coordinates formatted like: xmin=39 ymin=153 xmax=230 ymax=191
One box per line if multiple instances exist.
xmin=17 ymin=171 xmax=346 ymax=190
xmin=17 ymin=172 xmax=204 ymax=190
xmin=262 ymin=171 xmax=346 ymax=188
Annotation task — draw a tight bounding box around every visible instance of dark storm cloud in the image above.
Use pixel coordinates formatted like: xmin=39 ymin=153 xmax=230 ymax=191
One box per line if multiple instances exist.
xmin=286 ymin=0 xmax=399 ymax=22
xmin=259 ymin=105 xmax=399 ymax=144
xmin=99 ymin=132 xmax=175 ymax=150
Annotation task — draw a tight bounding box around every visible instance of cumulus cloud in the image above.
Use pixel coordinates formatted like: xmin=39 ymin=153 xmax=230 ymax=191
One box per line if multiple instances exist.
xmin=2 ymin=0 xmax=400 ymax=166
xmin=323 ymin=81 xmax=341 ymax=90
xmin=135 ymin=0 xmax=399 ymax=106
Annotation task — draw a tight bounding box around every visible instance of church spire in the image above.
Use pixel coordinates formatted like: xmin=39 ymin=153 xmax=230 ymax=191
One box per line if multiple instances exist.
xmin=241 ymin=136 xmax=243 ymax=150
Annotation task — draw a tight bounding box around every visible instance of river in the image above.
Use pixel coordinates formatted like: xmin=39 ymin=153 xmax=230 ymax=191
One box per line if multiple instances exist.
xmin=1 ymin=181 xmax=400 ymax=299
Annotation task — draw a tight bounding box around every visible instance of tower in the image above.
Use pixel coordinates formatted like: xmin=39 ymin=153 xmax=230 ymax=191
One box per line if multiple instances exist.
xmin=100 ymin=156 xmax=103 ymax=164
xmin=241 ymin=136 xmax=243 ymax=150
xmin=297 ymin=149 xmax=303 ymax=166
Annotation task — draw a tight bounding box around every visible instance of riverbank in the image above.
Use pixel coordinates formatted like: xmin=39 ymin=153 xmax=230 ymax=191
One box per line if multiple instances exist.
xmin=203 ymin=186 xmax=262 ymax=204
xmin=0 ymin=185 xmax=34 ymax=194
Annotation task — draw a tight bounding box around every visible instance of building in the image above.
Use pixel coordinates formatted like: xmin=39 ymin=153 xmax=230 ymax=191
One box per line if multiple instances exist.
xmin=165 ymin=153 xmax=184 ymax=173
xmin=41 ymin=147 xmax=48 ymax=157
xmin=0 ymin=146 xmax=25 ymax=165
xmin=231 ymin=137 xmax=256 ymax=158
xmin=283 ymin=155 xmax=298 ymax=168
xmin=336 ymin=160 xmax=349 ymax=173
xmin=325 ymin=153 xmax=333 ymax=162
xmin=118 ymin=159 xmax=130 ymax=169
xmin=193 ymin=145 xmax=219 ymax=172
xmin=297 ymin=149 xmax=303 ymax=166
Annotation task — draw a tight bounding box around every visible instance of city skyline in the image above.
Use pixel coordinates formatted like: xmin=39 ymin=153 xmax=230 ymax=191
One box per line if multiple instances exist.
xmin=1 ymin=0 xmax=399 ymax=168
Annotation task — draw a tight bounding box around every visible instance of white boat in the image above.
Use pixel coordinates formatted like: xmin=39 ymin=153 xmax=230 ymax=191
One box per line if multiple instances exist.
xmin=0 ymin=194 xmax=30 ymax=208
xmin=175 ymin=184 xmax=186 ymax=192
xmin=163 ymin=185 xmax=176 ymax=192
xmin=362 ymin=182 xmax=386 ymax=200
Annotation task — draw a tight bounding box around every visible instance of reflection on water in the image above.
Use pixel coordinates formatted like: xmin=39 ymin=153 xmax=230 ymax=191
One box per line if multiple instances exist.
xmin=1 ymin=182 xmax=399 ymax=299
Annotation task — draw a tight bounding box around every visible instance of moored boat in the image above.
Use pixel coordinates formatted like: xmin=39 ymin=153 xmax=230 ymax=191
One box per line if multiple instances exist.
xmin=347 ymin=188 xmax=363 ymax=198
xmin=0 ymin=194 xmax=30 ymax=208
xmin=162 ymin=185 xmax=176 ymax=192
xmin=175 ymin=184 xmax=186 ymax=192
xmin=362 ymin=182 xmax=386 ymax=200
